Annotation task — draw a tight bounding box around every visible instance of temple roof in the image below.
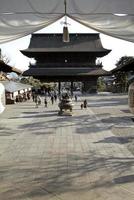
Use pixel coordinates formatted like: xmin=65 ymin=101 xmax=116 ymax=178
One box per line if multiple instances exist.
xmin=23 ymin=67 xmax=110 ymax=77
xmin=21 ymin=33 xmax=111 ymax=58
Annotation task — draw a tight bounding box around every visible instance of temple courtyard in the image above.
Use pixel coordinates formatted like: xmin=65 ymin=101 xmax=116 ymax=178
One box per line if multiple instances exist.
xmin=0 ymin=93 xmax=134 ymax=200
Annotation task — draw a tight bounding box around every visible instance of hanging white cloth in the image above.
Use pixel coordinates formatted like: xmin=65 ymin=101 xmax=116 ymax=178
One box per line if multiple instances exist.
xmin=0 ymin=0 xmax=64 ymax=43
xmin=0 ymin=0 xmax=134 ymax=43
xmin=69 ymin=14 xmax=134 ymax=43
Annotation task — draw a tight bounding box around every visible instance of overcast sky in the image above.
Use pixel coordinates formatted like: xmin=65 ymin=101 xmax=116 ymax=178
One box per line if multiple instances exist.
xmin=1 ymin=17 xmax=134 ymax=72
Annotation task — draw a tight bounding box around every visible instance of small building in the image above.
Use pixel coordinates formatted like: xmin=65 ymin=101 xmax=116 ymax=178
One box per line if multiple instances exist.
xmin=0 ymin=58 xmax=30 ymax=110
xmin=0 ymin=80 xmax=32 ymax=104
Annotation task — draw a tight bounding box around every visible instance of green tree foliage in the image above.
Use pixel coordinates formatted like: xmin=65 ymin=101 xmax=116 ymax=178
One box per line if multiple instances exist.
xmin=116 ymin=56 xmax=134 ymax=68
xmin=20 ymin=77 xmax=41 ymax=88
xmin=113 ymin=56 xmax=134 ymax=93
xmin=20 ymin=76 xmax=55 ymax=90
xmin=114 ymin=71 xmax=128 ymax=93
xmin=97 ymin=77 xmax=106 ymax=92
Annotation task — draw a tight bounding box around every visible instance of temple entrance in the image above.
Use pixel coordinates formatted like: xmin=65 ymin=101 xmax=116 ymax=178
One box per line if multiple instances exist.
xmin=57 ymin=81 xmax=82 ymax=96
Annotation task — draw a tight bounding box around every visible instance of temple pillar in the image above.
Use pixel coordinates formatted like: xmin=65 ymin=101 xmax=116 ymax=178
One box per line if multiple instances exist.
xmin=82 ymin=77 xmax=98 ymax=93
xmin=58 ymin=81 xmax=61 ymax=95
xmin=71 ymin=81 xmax=73 ymax=96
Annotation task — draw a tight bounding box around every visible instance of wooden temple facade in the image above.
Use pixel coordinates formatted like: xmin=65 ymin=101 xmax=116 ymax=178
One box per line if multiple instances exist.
xmin=22 ymin=33 xmax=111 ymax=93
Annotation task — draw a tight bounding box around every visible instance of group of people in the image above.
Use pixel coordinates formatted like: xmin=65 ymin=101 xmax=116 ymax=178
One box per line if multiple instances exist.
xmin=80 ymin=99 xmax=87 ymax=109
xmin=74 ymin=94 xmax=88 ymax=109
xmin=32 ymin=92 xmax=58 ymax=108
xmin=16 ymin=92 xmax=31 ymax=103
xmin=32 ymin=91 xmax=88 ymax=110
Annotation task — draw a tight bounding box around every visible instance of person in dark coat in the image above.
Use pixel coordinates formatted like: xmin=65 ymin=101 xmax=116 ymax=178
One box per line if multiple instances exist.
xmin=75 ymin=95 xmax=78 ymax=102
xmin=83 ymin=99 xmax=87 ymax=108
xmin=44 ymin=98 xmax=48 ymax=107
xmin=51 ymin=95 xmax=54 ymax=105
xmin=81 ymin=103 xmax=84 ymax=109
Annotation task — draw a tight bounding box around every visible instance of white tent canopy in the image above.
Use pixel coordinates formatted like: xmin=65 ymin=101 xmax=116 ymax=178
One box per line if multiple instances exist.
xmin=0 ymin=0 xmax=134 ymax=43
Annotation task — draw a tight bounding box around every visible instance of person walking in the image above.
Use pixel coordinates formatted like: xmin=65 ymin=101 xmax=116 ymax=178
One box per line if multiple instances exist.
xmin=75 ymin=95 xmax=78 ymax=102
xmin=54 ymin=94 xmax=57 ymax=102
xmin=37 ymin=96 xmax=41 ymax=106
xmin=34 ymin=96 xmax=38 ymax=108
xmin=81 ymin=103 xmax=84 ymax=109
xmin=83 ymin=99 xmax=87 ymax=109
xmin=51 ymin=95 xmax=54 ymax=105
xmin=35 ymin=95 xmax=41 ymax=108
xmin=44 ymin=98 xmax=48 ymax=108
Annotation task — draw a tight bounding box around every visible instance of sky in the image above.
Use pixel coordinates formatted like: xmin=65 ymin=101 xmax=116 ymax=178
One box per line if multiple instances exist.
xmin=1 ymin=17 xmax=134 ymax=72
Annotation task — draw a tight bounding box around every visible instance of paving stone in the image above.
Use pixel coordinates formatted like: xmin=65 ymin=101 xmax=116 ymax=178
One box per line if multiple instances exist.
xmin=0 ymin=94 xmax=134 ymax=199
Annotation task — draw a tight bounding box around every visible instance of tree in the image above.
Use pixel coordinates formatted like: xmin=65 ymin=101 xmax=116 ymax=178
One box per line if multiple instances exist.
xmin=113 ymin=56 xmax=134 ymax=93
xmin=20 ymin=76 xmax=55 ymax=92
xmin=20 ymin=76 xmax=41 ymax=88
xmin=114 ymin=71 xmax=128 ymax=93
xmin=97 ymin=77 xmax=106 ymax=92
xmin=115 ymin=56 xmax=134 ymax=68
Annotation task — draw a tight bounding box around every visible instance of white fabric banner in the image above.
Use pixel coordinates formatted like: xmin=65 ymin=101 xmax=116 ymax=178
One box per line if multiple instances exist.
xmin=0 ymin=0 xmax=134 ymax=43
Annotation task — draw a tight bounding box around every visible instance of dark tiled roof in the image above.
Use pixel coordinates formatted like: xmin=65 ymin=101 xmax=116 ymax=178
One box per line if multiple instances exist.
xmin=30 ymin=63 xmax=101 ymax=68
xmin=21 ymin=33 xmax=111 ymax=56
xmin=23 ymin=67 xmax=110 ymax=77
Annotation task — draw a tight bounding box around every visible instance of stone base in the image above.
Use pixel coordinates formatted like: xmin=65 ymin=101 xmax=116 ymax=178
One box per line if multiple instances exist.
xmin=58 ymin=110 xmax=73 ymax=116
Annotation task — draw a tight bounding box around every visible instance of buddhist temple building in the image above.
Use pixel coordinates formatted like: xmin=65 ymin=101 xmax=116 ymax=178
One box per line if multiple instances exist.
xmin=22 ymin=33 xmax=111 ymax=93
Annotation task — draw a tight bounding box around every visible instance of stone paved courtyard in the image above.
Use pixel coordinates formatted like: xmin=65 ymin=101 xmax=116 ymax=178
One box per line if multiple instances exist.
xmin=0 ymin=93 xmax=134 ymax=200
